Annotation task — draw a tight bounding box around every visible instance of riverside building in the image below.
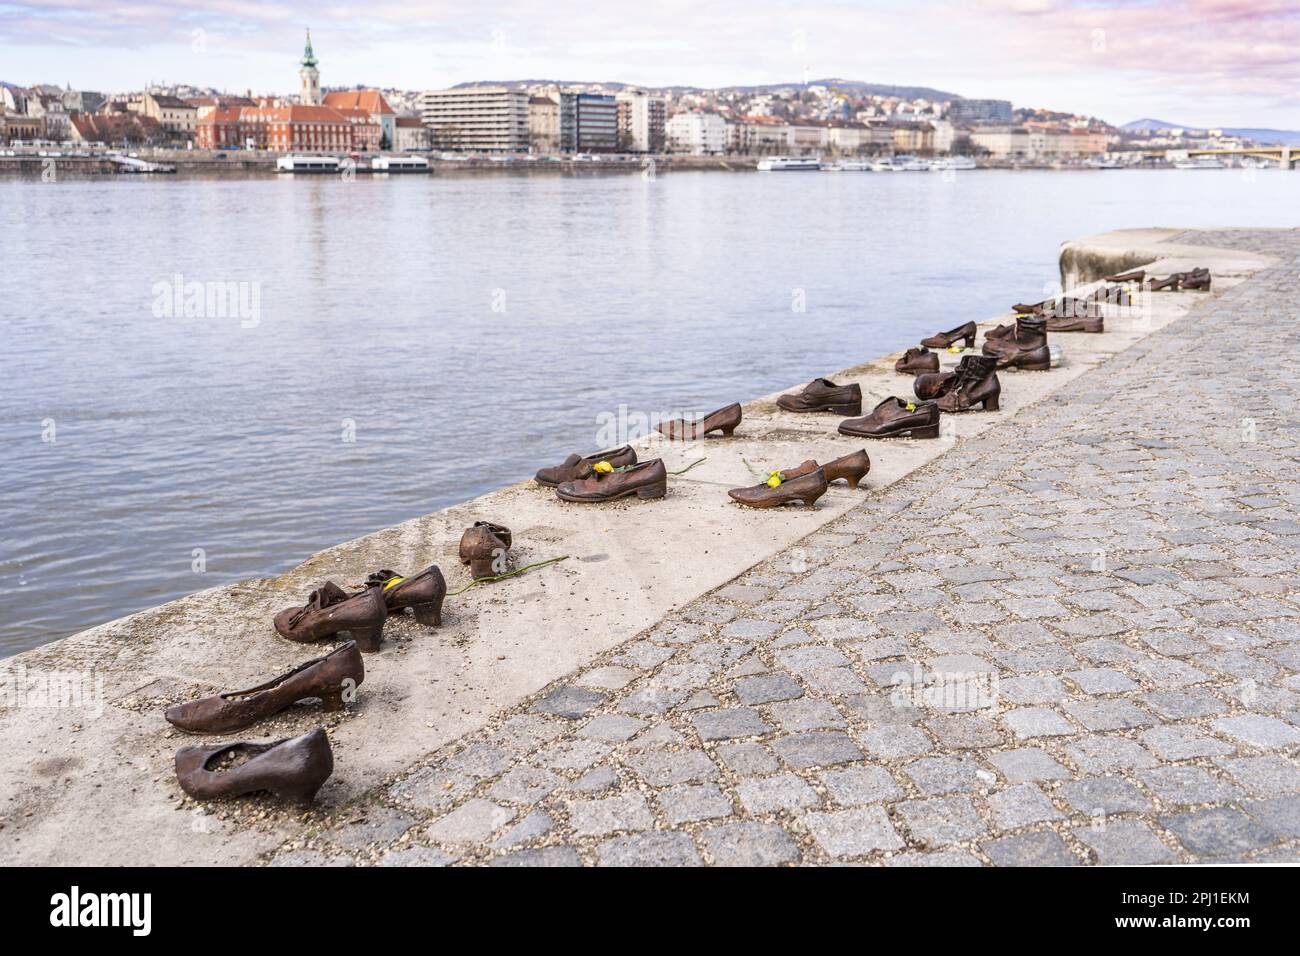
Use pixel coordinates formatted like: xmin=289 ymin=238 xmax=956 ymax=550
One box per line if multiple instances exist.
xmin=420 ymin=86 xmax=529 ymax=153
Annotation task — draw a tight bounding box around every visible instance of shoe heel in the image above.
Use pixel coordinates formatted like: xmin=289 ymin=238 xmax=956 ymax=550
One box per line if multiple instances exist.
xmin=826 ymin=403 xmax=862 ymax=415
xmin=349 ymin=624 xmax=384 ymax=653
xmin=275 ymin=780 xmax=324 ymax=804
xmin=319 ymin=688 xmax=346 ymax=712
xmin=468 ymin=557 xmax=496 ymax=580
xmin=636 ymin=482 xmax=667 ymax=499
xmin=845 ymin=472 xmax=863 ymax=490
xmin=982 ymin=393 xmax=1000 ymax=411
xmin=412 ymin=601 xmax=443 ymax=626
xmin=1018 ymin=360 xmax=1050 ymax=372
xmin=962 ymin=333 xmax=976 ymax=348
xmin=718 ymin=425 xmax=737 ymax=437
xmin=910 ymin=424 xmax=941 ymax=439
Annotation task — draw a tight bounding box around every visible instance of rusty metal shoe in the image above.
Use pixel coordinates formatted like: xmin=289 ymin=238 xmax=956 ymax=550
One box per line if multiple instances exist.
xmin=895 ymin=347 xmax=940 ymax=374
xmin=556 ymin=458 xmax=668 ymax=503
xmin=1147 ymin=274 xmax=1180 ymax=292
xmin=1105 ymin=268 xmax=1145 ymax=282
xmin=921 ymin=321 xmax=977 ymax=349
xmin=459 ymin=522 xmax=512 ymax=580
xmin=983 ymin=316 xmax=1051 ymax=370
xmin=174 ymin=728 xmax=334 ymax=803
xmin=985 ymin=323 xmax=1015 ymax=342
xmin=274 ymin=581 xmax=387 ymax=653
xmin=780 ymin=449 xmax=871 ymax=489
xmin=365 ymin=565 xmax=446 ymax=625
xmin=166 ymin=642 xmax=365 ymax=734
xmin=1046 ymin=314 xmax=1103 ymax=333
xmin=838 ymin=397 xmax=941 ymax=439
xmin=656 ymin=403 xmax=741 ymax=440
xmin=776 ymin=378 xmax=863 ymax=415
xmin=1179 ymin=269 xmax=1211 ymax=291
xmin=913 ymin=369 xmax=956 ymax=401
xmin=935 ymin=355 xmax=1001 ymax=412
xmin=729 ymin=468 xmax=828 ymax=508
xmin=1011 ymin=299 xmax=1048 ymax=315
xmin=535 ymin=445 xmax=637 ymax=486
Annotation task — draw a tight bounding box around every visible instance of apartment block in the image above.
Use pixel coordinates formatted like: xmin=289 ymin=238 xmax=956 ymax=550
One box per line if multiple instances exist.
xmin=420 ymin=86 xmax=529 ymax=153
xmin=560 ymin=92 xmax=618 ymax=153
xmin=614 ymin=89 xmax=665 ymax=153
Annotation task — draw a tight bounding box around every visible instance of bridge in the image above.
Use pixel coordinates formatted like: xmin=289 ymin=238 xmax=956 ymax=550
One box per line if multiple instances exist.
xmin=1134 ymin=145 xmax=1296 ymax=168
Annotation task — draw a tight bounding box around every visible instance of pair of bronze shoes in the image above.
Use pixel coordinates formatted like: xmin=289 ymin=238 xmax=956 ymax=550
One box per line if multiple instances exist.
xmin=921 ymin=321 xmax=977 ymax=350
xmin=914 ymin=355 xmax=1001 ymax=412
xmin=776 ymin=379 xmax=862 ymax=415
xmin=896 ymin=347 xmax=939 ymax=374
xmin=728 ymin=450 xmax=871 ymax=508
xmin=839 ymin=397 xmax=941 ymax=439
xmin=273 ymin=564 xmax=447 ymax=652
xmin=1151 ymin=267 xmax=1210 ymax=292
xmin=460 ymin=521 xmax=511 ymax=579
xmin=656 ymin=402 xmax=741 ymax=440
xmin=170 ymin=642 xmax=365 ymax=803
xmin=535 ymin=443 xmax=669 ymax=503
xmin=983 ymin=315 xmax=1051 ymax=370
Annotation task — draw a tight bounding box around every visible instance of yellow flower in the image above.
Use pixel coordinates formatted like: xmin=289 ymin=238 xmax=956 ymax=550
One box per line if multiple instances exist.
xmin=593 ymin=461 xmax=614 ymax=474
xmin=947 ymin=345 xmax=964 ymax=353
xmin=905 ymin=402 xmax=916 ymax=411
xmin=382 ymin=575 xmax=405 ymax=591
xmin=767 ymin=470 xmax=783 ymax=488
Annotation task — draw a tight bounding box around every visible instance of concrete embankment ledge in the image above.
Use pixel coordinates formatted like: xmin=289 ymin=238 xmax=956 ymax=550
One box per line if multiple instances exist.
xmin=1 ymin=227 xmax=1289 ymax=866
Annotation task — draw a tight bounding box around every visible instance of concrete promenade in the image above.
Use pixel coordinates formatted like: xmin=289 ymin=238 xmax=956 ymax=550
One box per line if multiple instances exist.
xmin=2 ymin=228 xmax=1296 ymax=865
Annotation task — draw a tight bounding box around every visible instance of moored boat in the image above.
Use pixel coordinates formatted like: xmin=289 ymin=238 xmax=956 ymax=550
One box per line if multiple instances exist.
xmin=757 ymin=156 xmax=821 ymax=171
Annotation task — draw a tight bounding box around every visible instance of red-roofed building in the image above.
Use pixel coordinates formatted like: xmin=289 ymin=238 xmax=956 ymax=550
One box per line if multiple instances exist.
xmin=323 ymin=90 xmax=396 ymax=148
xmin=195 ymin=104 xmax=354 ymax=152
xmin=332 ymin=106 xmax=381 ymax=152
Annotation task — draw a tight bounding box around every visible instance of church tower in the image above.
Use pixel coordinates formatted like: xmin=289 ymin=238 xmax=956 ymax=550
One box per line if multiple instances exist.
xmin=299 ymin=29 xmax=321 ymax=105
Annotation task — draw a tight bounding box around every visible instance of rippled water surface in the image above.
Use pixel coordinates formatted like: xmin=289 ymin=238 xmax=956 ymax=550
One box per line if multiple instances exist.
xmin=2 ymin=167 xmax=1298 ymax=655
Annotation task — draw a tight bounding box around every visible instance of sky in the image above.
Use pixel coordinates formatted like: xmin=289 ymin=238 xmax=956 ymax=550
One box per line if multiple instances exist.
xmin=2 ymin=0 xmax=1298 ymax=128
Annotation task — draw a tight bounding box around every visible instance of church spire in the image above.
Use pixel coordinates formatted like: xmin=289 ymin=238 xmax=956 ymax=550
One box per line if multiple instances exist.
xmin=302 ymin=29 xmax=318 ymax=68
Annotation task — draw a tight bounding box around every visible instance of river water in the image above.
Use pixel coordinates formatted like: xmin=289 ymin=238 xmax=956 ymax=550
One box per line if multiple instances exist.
xmin=2 ymin=166 xmax=1298 ymax=655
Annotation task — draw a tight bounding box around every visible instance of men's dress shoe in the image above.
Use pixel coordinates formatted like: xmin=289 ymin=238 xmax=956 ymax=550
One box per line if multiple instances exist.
xmin=656 ymin=403 xmax=741 ymax=440
xmin=1011 ymin=300 xmax=1047 ymax=315
xmin=1105 ymin=268 xmax=1145 ymax=282
xmin=838 ymin=398 xmax=941 ymax=439
xmin=535 ymin=445 xmax=637 ymax=486
xmin=935 ymin=355 xmax=1001 ymax=412
xmin=175 ymin=728 xmax=334 ymax=804
xmin=729 ymin=468 xmax=828 ymax=508
xmin=274 ymin=581 xmax=387 ymax=653
xmin=1046 ymin=314 xmax=1103 ymax=333
xmin=365 ymin=565 xmax=446 ymax=625
xmin=556 ymin=459 xmax=668 ymax=502
xmin=914 ymin=369 xmax=957 ymax=401
xmin=920 ymin=321 xmax=977 ymax=349
xmin=459 ymin=522 xmax=512 ymax=579
xmin=780 ymin=449 xmax=871 ymax=489
xmin=776 ymin=378 xmax=863 ymax=415
xmin=165 ymin=642 xmax=365 ymax=734
xmin=895 ymin=347 xmax=940 ymax=374
xmin=983 ymin=316 xmax=1050 ymax=370
xmin=1146 ymin=274 xmax=1180 ymax=292
xmin=1179 ymin=270 xmax=1211 ymax=290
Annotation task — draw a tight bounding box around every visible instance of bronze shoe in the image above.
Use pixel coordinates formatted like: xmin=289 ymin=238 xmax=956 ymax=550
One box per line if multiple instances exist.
xmin=839 ymin=397 xmax=941 ymax=439
xmin=729 ymin=468 xmax=828 ymax=508
xmin=365 ymin=565 xmax=446 ymax=625
xmin=1046 ymin=314 xmax=1103 ymax=333
xmin=166 ymin=642 xmax=365 ymax=734
xmin=656 ymin=403 xmax=741 ymax=440
xmin=535 ymin=445 xmax=637 ymax=486
xmin=780 ymin=449 xmax=871 ymax=489
xmin=1104 ymin=268 xmax=1144 ymax=282
xmin=776 ymin=378 xmax=863 ymax=415
xmin=459 ymin=522 xmax=512 ymax=580
xmin=920 ymin=321 xmax=977 ymax=349
xmin=914 ymin=369 xmax=957 ymax=401
xmin=175 ymin=728 xmax=334 ymax=804
xmin=1147 ymin=274 xmax=1180 ymax=292
xmin=935 ymin=355 xmax=1001 ymax=412
xmin=273 ymin=581 xmax=387 ymax=653
xmin=984 ymin=323 xmax=1015 ymax=342
xmin=1011 ymin=300 xmax=1047 ymax=315
xmin=1179 ymin=270 xmax=1211 ymax=291
xmin=895 ymin=347 xmax=939 ymax=374
xmin=983 ymin=316 xmax=1050 ymax=370
xmin=556 ymin=459 xmax=668 ymax=503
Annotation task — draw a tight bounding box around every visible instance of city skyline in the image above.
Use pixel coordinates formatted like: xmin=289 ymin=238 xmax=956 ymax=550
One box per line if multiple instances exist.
xmin=3 ymin=0 xmax=1297 ymax=129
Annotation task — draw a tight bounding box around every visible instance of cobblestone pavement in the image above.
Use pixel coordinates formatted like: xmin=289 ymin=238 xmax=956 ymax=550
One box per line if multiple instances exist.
xmin=273 ymin=230 xmax=1300 ymax=866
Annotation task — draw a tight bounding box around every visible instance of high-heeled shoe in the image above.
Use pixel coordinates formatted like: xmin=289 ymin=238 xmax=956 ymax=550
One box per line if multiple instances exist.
xmin=556 ymin=459 xmax=668 ymax=502
xmin=534 ymin=445 xmax=637 ymax=486
xmin=274 ymin=581 xmax=387 ymax=652
xmin=895 ymin=347 xmax=940 ymax=374
xmin=728 ymin=468 xmax=828 ymax=508
xmin=166 ymin=642 xmax=365 ymax=734
xmin=1146 ymin=274 xmax=1180 ymax=292
xmin=459 ymin=522 xmax=512 ymax=580
xmin=365 ymin=565 xmax=446 ymax=625
xmin=175 ymin=728 xmax=334 ymax=803
xmin=935 ymin=355 xmax=1001 ymax=412
xmin=776 ymin=378 xmax=863 ymax=415
xmin=656 ymin=403 xmax=741 ymax=440
xmin=780 ymin=449 xmax=871 ymax=489
xmin=921 ymin=321 xmax=977 ymax=349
